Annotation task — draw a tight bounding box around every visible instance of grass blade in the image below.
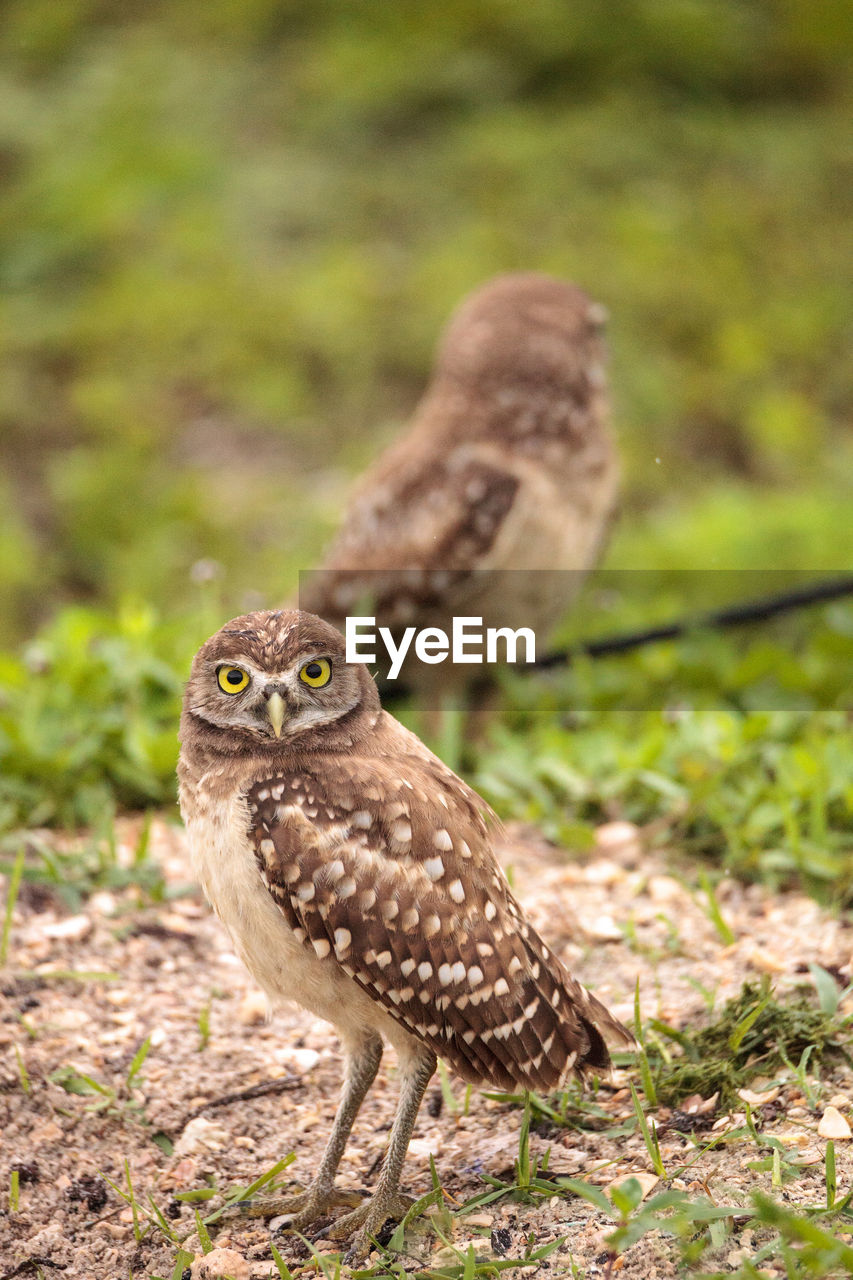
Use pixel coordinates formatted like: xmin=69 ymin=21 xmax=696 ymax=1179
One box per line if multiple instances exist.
xmin=1 ymin=844 xmax=26 ymax=965
xmin=826 ymin=1139 xmax=836 ymax=1209
xmin=630 ymin=1081 xmax=665 ymax=1177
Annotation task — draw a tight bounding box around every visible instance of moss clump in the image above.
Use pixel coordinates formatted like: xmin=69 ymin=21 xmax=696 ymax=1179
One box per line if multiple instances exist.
xmin=648 ymin=979 xmax=851 ymax=1108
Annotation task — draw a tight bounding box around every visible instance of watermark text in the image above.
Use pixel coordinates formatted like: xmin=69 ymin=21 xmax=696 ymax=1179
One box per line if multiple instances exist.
xmin=346 ymin=616 xmax=536 ymax=679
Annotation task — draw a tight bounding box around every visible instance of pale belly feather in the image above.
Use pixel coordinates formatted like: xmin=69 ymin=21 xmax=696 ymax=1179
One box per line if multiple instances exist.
xmin=182 ymin=783 xmax=408 ymax=1052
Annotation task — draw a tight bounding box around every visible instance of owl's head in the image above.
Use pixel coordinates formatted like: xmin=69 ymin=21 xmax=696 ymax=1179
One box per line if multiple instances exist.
xmin=181 ymin=609 xmax=380 ymax=754
xmin=433 ymin=272 xmax=606 ymax=396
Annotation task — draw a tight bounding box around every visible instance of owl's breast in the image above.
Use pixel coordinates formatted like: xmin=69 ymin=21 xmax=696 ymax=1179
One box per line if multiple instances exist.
xmin=180 ymin=779 xmax=342 ymax=1019
xmin=179 ymin=774 xmax=403 ymax=1046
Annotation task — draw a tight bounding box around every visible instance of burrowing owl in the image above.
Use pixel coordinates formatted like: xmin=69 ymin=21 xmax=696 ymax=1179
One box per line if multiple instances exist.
xmin=301 ymin=273 xmax=618 ymax=687
xmin=178 ymin=609 xmax=631 ymax=1261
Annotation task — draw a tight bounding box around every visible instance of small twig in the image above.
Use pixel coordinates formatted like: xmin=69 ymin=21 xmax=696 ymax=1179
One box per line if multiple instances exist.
xmin=0 ymin=1258 xmax=68 ymax=1280
xmin=181 ymin=1075 xmax=301 ymax=1126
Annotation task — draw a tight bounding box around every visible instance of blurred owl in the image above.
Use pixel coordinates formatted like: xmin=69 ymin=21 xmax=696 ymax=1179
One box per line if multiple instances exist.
xmin=300 ymin=272 xmax=618 ymax=690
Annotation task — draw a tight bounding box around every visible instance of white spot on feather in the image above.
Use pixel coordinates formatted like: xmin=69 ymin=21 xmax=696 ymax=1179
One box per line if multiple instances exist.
xmin=423 ymin=914 xmax=441 ymax=938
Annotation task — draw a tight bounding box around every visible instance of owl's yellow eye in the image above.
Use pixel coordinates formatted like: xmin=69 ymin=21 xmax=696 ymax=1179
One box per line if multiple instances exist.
xmin=299 ymin=658 xmax=332 ymax=688
xmin=217 ymin=665 xmax=250 ymax=695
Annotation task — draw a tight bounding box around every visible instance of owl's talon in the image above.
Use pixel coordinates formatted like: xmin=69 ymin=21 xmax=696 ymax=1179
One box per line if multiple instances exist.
xmin=327 ymin=1193 xmax=414 ymax=1249
xmin=223 ymin=1184 xmax=364 ymax=1228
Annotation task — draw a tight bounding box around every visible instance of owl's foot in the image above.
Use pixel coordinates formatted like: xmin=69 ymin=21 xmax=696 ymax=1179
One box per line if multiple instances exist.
xmin=226 ymin=1182 xmax=364 ymax=1230
xmin=328 ymin=1192 xmax=415 ymax=1263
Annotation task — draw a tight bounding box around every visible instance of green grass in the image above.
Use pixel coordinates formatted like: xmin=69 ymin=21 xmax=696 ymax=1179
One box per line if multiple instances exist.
xmin=468 ymin=577 xmax=853 ymax=905
xmin=1 ymin=553 xmax=851 ymax=912
xmin=639 ymin=976 xmax=852 ymax=1108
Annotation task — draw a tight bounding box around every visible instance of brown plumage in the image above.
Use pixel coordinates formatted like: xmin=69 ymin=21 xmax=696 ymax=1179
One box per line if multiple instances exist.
xmin=301 ymin=273 xmax=619 ymax=670
xmin=178 ymin=609 xmax=631 ymax=1260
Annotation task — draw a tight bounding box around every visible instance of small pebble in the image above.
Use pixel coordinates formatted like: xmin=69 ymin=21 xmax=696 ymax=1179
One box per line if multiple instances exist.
xmin=594 ymin=821 xmax=641 ymax=859
xmin=583 ymin=859 xmax=624 ymax=886
xmin=647 ymin=876 xmax=683 ymax=904
xmin=274 ymin=1046 xmax=320 ymax=1072
xmin=746 ymin=946 xmax=786 ymax=975
xmin=737 ymin=1086 xmax=779 ymax=1106
xmin=42 ymin=915 xmax=93 ymax=941
xmin=89 ymin=892 xmax=117 ymax=916
xmin=52 ymin=1008 xmax=91 ymax=1030
xmin=174 ymin=1116 xmax=230 ymax=1156
xmin=586 ymin=914 xmax=623 ymax=942
xmin=818 ymin=1106 xmax=852 ymax=1140
xmin=238 ymin=990 xmax=270 ymax=1025
xmin=408 ymin=1136 xmax=441 ymax=1159
xmin=491 ymin=1227 xmax=512 ymax=1255
xmin=606 ymin=1171 xmax=658 ymax=1199
xmin=190 ymin=1247 xmax=250 ymax=1280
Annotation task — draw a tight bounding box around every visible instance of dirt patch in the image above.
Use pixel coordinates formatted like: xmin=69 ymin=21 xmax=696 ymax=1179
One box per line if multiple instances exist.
xmin=2 ymin=818 xmax=852 ymax=1277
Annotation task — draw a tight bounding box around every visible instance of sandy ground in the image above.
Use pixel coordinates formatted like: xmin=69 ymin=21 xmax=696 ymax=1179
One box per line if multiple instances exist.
xmin=2 ymin=816 xmax=853 ymax=1279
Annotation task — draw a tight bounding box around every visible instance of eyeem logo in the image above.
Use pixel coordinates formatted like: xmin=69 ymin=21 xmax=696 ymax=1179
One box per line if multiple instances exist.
xmin=346 ymin=616 xmax=536 ymax=680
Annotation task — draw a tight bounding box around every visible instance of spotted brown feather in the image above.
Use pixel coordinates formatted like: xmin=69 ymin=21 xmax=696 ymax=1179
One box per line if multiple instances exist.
xmin=248 ymin=755 xmax=619 ymax=1092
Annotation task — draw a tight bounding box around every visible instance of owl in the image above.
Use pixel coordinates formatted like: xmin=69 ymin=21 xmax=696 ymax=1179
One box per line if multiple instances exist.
xmin=178 ymin=609 xmax=631 ymax=1261
xmin=301 ymin=272 xmax=618 ymax=689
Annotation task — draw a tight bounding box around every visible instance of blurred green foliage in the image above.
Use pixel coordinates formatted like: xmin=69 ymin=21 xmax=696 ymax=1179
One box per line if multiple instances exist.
xmin=1 ymin=0 xmax=852 ymax=642
xmin=0 ymin=572 xmax=850 ymax=907
xmin=475 ymin=626 xmax=853 ymax=905
xmin=0 ymin=603 xmax=190 ymax=830
xmin=0 ymin=2 xmax=851 ymax=906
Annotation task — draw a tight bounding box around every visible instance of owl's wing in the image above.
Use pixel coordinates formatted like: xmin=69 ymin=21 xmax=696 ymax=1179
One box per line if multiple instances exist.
xmin=247 ymin=752 xmax=629 ymax=1092
xmin=300 ymin=458 xmax=520 ymax=629
xmin=332 ymin=457 xmax=520 ymax=571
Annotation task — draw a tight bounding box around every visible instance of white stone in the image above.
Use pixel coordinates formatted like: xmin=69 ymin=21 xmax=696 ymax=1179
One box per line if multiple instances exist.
xmin=238 ymin=990 xmax=270 ymax=1025
xmin=274 ymin=1046 xmax=320 ymax=1074
xmin=594 ymin=821 xmax=641 ymax=855
xmin=408 ymin=1136 xmax=441 ymax=1160
xmin=586 ymin=914 xmax=623 ymax=942
xmin=42 ymin=915 xmax=93 ymax=941
xmin=174 ymin=1116 xmax=230 ymax=1157
xmin=737 ymin=1086 xmax=779 ymax=1106
xmin=818 ymin=1106 xmax=852 ymax=1140
xmin=190 ymin=1247 xmax=249 ymax=1280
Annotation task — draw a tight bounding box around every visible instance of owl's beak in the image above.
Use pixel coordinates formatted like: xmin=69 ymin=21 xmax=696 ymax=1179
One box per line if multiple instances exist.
xmin=266 ymin=691 xmax=286 ymax=739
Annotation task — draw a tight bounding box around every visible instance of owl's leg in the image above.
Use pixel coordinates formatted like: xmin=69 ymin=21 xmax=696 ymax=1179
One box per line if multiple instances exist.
xmin=330 ymin=1044 xmax=437 ymax=1262
xmin=228 ymin=1032 xmax=383 ymax=1226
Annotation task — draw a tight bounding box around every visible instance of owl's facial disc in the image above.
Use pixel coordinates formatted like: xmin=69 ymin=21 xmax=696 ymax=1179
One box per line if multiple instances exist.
xmin=188 ymin=649 xmax=362 ymax=746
